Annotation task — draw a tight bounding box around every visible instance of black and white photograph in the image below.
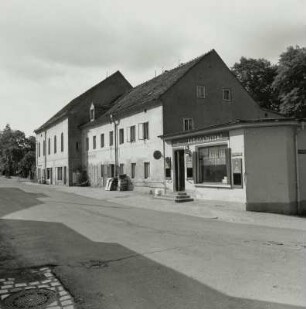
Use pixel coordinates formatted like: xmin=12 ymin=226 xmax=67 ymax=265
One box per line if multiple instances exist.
xmin=0 ymin=0 xmax=305 ymax=308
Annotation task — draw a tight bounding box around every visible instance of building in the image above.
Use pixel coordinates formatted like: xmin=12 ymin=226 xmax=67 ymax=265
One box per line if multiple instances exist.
xmin=35 ymin=49 xmax=306 ymax=215
xmin=34 ymin=71 xmax=132 ymax=185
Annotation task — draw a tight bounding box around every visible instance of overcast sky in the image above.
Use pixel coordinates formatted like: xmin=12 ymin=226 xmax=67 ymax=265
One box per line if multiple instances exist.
xmin=0 ymin=0 xmax=305 ymax=136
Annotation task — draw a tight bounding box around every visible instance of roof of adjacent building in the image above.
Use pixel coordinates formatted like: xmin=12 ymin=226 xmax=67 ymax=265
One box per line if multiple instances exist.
xmin=161 ymin=118 xmax=305 ymax=141
xmin=82 ymin=49 xmax=215 ymax=128
xmin=34 ymin=71 xmax=131 ymax=133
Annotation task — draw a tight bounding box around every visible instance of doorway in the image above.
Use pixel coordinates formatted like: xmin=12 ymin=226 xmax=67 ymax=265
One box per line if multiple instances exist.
xmin=174 ymin=149 xmax=185 ymax=191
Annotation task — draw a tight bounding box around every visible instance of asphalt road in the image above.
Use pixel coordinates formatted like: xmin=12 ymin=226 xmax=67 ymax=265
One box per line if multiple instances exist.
xmin=0 ymin=179 xmax=305 ymax=309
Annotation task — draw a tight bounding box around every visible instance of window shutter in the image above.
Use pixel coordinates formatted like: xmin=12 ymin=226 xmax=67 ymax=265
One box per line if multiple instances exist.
xmin=126 ymin=127 xmax=131 ymax=142
xmin=192 ymin=151 xmax=199 ymax=183
xmin=225 ymin=148 xmax=232 ymax=185
xmin=138 ymin=123 xmax=144 ymax=140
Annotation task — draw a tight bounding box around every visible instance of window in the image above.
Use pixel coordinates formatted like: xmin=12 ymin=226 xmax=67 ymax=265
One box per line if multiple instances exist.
xmin=47 ymin=168 xmax=52 ymax=180
xmin=76 ymin=142 xmax=79 ymax=151
xmin=119 ymin=129 xmax=124 ymax=144
xmin=54 ymin=136 xmax=57 ymax=154
xmin=197 ymin=85 xmax=206 ymax=98
xmin=144 ymin=162 xmax=150 ymax=179
xmin=198 ymin=145 xmax=230 ymax=184
xmin=48 ymin=138 xmax=51 ymax=155
xmin=93 ymin=136 xmax=96 ymax=149
xmin=183 ymin=118 xmax=193 ymax=131
xmin=57 ymin=167 xmax=63 ymax=181
xmin=61 ymin=133 xmax=64 ymax=152
xmin=130 ymin=125 xmax=136 ymax=142
xmin=100 ymin=134 xmax=104 ymax=148
xmin=101 ymin=164 xmax=104 ymax=177
xmin=90 ymin=104 xmax=95 ymax=121
xmin=138 ymin=122 xmax=149 ymax=140
xmin=108 ymin=164 xmax=115 ymax=177
xmin=131 ymin=163 xmax=136 ymax=178
xmin=43 ymin=140 xmax=46 ymax=156
xmin=223 ymin=88 xmax=232 ymax=101
xmin=127 ymin=126 xmax=136 ymax=142
xmin=38 ymin=142 xmax=41 ymax=157
xmin=119 ymin=163 xmax=124 ymax=175
xmin=165 ymin=157 xmax=171 ymax=179
xmin=86 ymin=137 xmax=89 ymax=151
xmin=109 ymin=131 xmax=114 ymax=146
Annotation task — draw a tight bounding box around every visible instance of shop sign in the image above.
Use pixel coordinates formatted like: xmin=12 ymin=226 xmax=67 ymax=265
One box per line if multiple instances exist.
xmin=173 ymin=132 xmax=228 ymax=147
xmin=232 ymin=152 xmax=243 ymax=157
xmin=298 ymin=149 xmax=306 ymax=154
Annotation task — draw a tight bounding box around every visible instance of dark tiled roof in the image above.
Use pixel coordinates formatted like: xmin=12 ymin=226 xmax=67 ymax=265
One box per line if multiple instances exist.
xmin=34 ymin=71 xmax=131 ymax=133
xmin=83 ymin=49 xmax=215 ymax=128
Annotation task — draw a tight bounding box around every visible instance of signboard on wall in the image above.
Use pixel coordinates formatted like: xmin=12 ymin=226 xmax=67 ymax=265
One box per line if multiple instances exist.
xmin=172 ymin=132 xmax=229 ymax=147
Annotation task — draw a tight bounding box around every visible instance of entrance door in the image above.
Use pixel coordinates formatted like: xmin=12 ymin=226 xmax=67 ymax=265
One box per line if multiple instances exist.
xmin=174 ymin=149 xmax=185 ymax=191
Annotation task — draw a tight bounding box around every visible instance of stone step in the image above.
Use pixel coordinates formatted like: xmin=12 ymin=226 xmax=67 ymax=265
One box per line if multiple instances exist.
xmin=154 ymin=192 xmax=194 ymax=203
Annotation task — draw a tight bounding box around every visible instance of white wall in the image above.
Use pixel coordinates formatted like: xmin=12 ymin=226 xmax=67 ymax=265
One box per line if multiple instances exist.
xmin=36 ymin=118 xmax=69 ymax=185
xmin=82 ymin=106 xmax=165 ymax=191
xmin=244 ymin=126 xmax=297 ymax=214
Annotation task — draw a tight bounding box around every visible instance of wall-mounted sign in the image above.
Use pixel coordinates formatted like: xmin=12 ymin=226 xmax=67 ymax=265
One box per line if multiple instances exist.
xmin=232 ymin=158 xmax=242 ymax=173
xmin=153 ymin=150 xmax=162 ymax=159
xmin=298 ymin=149 xmax=306 ymax=154
xmin=172 ymin=132 xmax=229 ymax=147
xmin=232 ymin=152 xmax=243 ymax=157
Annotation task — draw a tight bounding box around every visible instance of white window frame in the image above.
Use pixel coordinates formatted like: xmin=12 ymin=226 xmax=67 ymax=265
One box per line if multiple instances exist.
xmin=197 ymin=85 xmax=206 ymax=98
xmin=183 ymin=118 xmax=193 ymax=131
xmin=223 ymin=88 xmax=232 ymax=101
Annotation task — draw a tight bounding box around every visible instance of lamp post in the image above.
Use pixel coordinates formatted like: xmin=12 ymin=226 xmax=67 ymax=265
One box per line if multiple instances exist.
xmin=110 ymin=114 xmax=120 ymax=177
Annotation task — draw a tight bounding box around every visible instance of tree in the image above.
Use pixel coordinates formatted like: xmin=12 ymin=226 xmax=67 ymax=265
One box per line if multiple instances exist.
xmin=231 ymin=57 xmax=279 ymax=111
xmin=0 ymin=124 xmax=36 ymax=177
xmin=272 ymin=46 xmax=306 ymax=117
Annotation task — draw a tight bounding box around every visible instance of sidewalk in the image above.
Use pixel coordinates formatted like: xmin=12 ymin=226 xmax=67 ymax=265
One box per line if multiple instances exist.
xmin=25 ymin=181 xmax=306 ymax=232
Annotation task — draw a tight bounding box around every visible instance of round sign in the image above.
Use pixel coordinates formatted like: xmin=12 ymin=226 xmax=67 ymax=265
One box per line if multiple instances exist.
xmin=153 ymin=150 xmax=162 ymax=160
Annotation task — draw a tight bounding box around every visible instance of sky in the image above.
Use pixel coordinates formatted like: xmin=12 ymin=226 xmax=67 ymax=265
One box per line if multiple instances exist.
xmin=0 ymin=0 xmax=305 ymax=136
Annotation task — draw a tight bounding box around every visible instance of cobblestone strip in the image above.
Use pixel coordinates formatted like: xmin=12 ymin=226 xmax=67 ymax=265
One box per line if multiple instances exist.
xmin=0 ymin=267 xmax=75 ymax=309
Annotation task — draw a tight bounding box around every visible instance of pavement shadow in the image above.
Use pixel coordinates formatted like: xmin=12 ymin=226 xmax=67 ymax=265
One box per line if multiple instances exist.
xmin=0 ymin=188 xmax=47 ymax=217
xmin=0 ymin=219 xmax=303 ymax=309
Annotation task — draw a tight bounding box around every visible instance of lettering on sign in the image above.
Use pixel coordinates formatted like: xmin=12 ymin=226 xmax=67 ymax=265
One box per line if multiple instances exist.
xmin=172 ymin=132 xmax=229 ymax=147
xmin=232 ymin=152 xmax=243 ymax=157
xmin=298 ymin=149 xmax=306 ymax=154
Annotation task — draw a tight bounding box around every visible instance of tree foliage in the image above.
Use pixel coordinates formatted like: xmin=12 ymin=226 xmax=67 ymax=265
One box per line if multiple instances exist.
xmin=231 ymin=46 xmax=306 ymax=117
xmin=272 ymin=46 xmax=306 ymax=117
xmin=231 ymin=57 xmax=279 ymax=111
xmin=0 ymin=124 xmax=36 ymax=178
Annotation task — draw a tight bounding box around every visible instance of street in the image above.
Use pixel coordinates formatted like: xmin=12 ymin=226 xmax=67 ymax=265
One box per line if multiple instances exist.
xmin=0 ymin=178 xmax=305 ymax=309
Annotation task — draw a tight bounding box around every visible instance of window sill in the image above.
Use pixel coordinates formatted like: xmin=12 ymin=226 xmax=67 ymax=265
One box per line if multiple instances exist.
xmin=195 ymin=183 xmax=232 ymax=189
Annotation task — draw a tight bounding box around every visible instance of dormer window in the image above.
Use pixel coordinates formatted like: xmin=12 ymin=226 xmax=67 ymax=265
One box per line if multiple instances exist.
xmin=90 ymin=103 xmax=95 ymax=121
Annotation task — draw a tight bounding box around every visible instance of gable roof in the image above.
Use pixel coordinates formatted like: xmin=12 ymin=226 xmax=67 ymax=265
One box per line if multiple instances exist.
xmin=34 ymin=71 xmax=131 ymax=133
xmin=82 ymin=50 xmax=215 ymax=128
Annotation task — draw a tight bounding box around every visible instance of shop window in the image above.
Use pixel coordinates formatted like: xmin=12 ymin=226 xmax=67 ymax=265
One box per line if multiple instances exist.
xmin=57 ymin=167 xmax=63 ymax=181
xmin=131 ymin=163 xmax=136 ymax=178
xmin=197 ymin=85 xmax=206 ymax=98
xmin=100 ymin=134 xmax=105 ymax=148
xmin=93 ymin=136 xmax=96 ymax=149
xmin=183 ymin=118 xmax=193 ymax=131
xmin=101 ymin=164 xmax=104 ymax=177
xmin=223 ymin=88 xmax=232 ymax=101
xmin=119 ymin=129 xmax=124 ymax=144
xmin=109 ymin=131 xmax=114 ymax=146
xmin=144 ymin=162 xmax=150 ymax=179
xmin=197 ymin=145 xmax=230 ymax=184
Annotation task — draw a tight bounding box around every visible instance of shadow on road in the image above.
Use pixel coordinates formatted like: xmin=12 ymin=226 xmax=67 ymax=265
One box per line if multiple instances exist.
xmin=0 ymin=188 xmax=47 ymax=217
xmin=0 ymin=218 xmax=302 ymax=309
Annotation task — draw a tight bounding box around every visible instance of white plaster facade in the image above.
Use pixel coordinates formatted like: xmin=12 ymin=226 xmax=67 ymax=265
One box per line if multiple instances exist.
xmin=36 ymin=118 xmax=69 ymax=185
xmin=82 ymin=106 xmax=165 ymax=192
